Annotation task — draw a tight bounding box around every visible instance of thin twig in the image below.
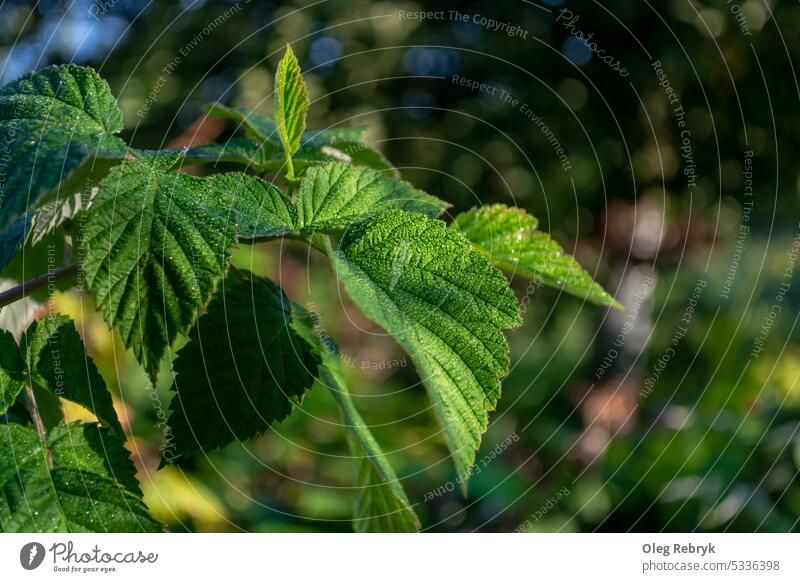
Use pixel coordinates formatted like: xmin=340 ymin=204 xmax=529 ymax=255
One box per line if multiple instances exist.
xmin=0 ymin=263 xmax=80 ymax=309
xmin=23 ymin=384 xmax=46 ymax=436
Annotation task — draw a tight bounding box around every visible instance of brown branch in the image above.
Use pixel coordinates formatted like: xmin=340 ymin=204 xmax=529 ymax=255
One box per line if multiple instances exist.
xmin=0 ymin=263 xmax=80 ymax=309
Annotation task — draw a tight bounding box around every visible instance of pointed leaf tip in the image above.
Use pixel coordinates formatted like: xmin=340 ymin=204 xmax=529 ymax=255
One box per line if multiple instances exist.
xmin=274 ymin=44 xmax=309 ymax=159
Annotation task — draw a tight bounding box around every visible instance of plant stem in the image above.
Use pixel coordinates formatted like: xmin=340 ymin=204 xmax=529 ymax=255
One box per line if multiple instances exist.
xmin=0 ymin=263 xmax=80 ymax=309
xmin=309 ymin=233 xmax=329 ymax=254
xmin=24 ymin=384 xmax=46 ymax=437
xmin=284 ymin=151 xmax=295 ymax=182
xmin=22 ymin=382 xmax=53 ymax=467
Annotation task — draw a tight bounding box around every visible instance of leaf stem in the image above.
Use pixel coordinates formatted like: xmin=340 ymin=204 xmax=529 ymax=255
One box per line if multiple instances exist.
xmin=0 ymin=263 xmax=80 ymax=309
xmin=23 ymin=384 xmax=46 ymax=436
xmin=284 ymin=152 xmax=295 ymax=182
xmin=309 ymin=233 xmax=330 ymax=254
xmin=22 ymin=382 xmax=54 ymax=467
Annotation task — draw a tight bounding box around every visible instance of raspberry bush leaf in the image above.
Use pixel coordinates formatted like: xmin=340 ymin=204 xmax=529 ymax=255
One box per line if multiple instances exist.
xmin=274 ymin=44 xmax=309 ymax=177
xmin=208 ymin=172 xmax=296 ymax=239
xmin=30 ymin=189 xmax=91 ymax=246
xmin=204 ymin=103 xmax=281 ymax=143
xmin=205 ymin=102 xmax=365 ymax=148
xmin=334 ymin=143 xmax=399 ymax=178
xmin=328 ymin=210 xmax=521 ymax=483
xmin=83 ymin=154 xmax=231 ymax=380
xmin=0 ymin=329 xmax=26 ymax=415
xmin=452 ymin=204 xmax=621 ymax=309
xmin=47 ymin=421 xmax=143 ymax=496
xmin=0 ymin=65 xmax=127 ymax=228
xmin=202 ymin=104 xmax=394 ymax=174
xmin=165 ymin=272 xmax=319 ymax=462
xmin=296 ymin=163 xmax=448 ymax=233
xmin=183 ymin=137 xmax=279 ymax=170
xmin=0 ymin=213 xmax=34 ymax=273
xmin=24 ymin=313 xmax=122 ymax=435
xmin=83 ymin=155 xmax=295 ymax=380
xmin=0 ymin=421 xmax=160 ymax=532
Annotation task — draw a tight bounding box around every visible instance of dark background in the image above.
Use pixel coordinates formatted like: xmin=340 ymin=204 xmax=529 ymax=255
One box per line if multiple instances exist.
xmin=2 ymin=0 xmax=799 ymax=531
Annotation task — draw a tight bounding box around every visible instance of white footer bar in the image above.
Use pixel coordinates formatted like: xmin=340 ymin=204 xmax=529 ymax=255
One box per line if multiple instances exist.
xmin=1 ymin=533 xmax=798 ymax=581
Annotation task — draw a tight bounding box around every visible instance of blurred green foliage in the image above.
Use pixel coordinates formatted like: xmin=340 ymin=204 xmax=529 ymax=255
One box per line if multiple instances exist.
xmin=1 ymin=0 xmax=799 ymax=531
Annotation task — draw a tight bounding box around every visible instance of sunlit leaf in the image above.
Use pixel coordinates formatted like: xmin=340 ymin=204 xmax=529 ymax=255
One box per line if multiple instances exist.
xmin=329 ymin=210 xmax=521 ymax=483
xmin=452 ymin=204 xmax=621 ymax=309
xmin=296 ymin=163 xmax=447 ymax=233
xmin=274 ymin=44 xmax=309 ymax=162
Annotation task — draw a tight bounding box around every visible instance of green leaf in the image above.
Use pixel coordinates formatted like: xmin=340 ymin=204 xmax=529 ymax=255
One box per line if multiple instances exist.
xmin=0 ymin=213 xmax=33 ymax=272
xmin=205 ymin=103 xmax=367 ymax=149
xmin=31 ymin=383 xmax=65 ymax=432
xmin=274 ymin=45 xmax=309 ymax=163
xmin=0 ymin=65 xmax=127 ymax=228
xmin=335 ymin=375 xmax=421 ymax=532
xmin=116 ymin=157 xmax=294 ymax=240
xmin=24 ymin=313 xmax=122 ymax=435
xmin=0 ymin=329 xmax=26 ymax=414
xmin=452 ymin=204 xmax=621 ymax=309
xmin=128 ymin=149 xmax=295 ymax=239
xmin=0 ymin=422 xmax=161 ymax=532
xmin=182 ymin=133 xmax=397 ymax=177
xmin=329 ymin=210 xmax=521 ymax=486
xmin=30 ymin=190 xmax=85 ymax=246
xmin=27 ymin=157 xmax=122 ymax=245
xmin=47 ymin=422 xmax=142 ymax=496
xmin=296 ymin=163 xmax=448 ymax=233
xmin=291 ymin=142 xmax=399 ymax=178
xmin=165 ymin=272 xmax=318 ymax=462
xmin=183 ymin=137 xmax=279 ymax=169
xmin=82 ymin=154 xmax=250 ymax=380
xmin=302 ymin=127 xmax=368 ymax=148
xmin=202 ymin=104 xmax=395 ymax=175
xmin=204 ymin=103 xmax=280 ymax=143
xmin=292 ymin=306 xmax=420 ymax=532
xmin=352 ymin=447 xmax=420 ymax=532
xmin=335 ymin=143 xmax=399 ymax=178
xmin=208 ymin=172 xmax=296 ymax=239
